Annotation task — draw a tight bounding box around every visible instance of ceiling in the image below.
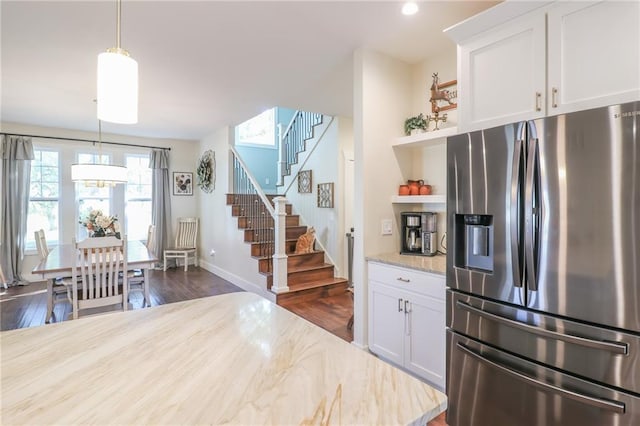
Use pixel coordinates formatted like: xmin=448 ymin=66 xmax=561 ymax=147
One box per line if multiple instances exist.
xmin=1 ymin=1 xmax=497 ymax=140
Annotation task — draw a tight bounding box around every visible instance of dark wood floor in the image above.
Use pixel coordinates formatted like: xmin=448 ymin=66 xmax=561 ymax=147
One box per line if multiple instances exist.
xmin=0 ymin=267 xmax=354 ymax=342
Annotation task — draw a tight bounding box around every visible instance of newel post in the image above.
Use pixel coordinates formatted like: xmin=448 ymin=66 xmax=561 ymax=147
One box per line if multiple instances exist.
xmin=271 ymin=196 xmax=289 ymax=293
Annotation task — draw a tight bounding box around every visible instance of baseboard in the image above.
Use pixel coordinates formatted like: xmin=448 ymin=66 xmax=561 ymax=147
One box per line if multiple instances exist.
xmin=350 ymin=340 xmax=368 ymax=351
xmin=198 ymin=259 xmax=276 ymax=303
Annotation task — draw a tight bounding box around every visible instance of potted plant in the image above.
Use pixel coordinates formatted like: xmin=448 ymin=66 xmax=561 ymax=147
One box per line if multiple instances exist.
xmin=404 ymin=113 xmax=428 ymax=135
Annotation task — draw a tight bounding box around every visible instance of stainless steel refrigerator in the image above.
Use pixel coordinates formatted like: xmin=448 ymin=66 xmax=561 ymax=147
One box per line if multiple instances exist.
xmin=446 ymin=102 xmax=640 ymax=426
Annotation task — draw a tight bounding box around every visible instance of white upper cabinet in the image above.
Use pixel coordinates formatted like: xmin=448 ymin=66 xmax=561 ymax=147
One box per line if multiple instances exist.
xmin=547 ymin=1 xmax=640 ymax=114
xmin=448 ymin=0 xmax=640 ymax=132
xmin=458 ymin=11 xmax=546 ymax=131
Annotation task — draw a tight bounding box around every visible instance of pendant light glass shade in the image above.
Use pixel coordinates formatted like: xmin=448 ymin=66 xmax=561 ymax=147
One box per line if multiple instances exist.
xmin=71 ymin=163 xmax=128 ymax=187
xmin=97 ymin=49 xmax=138 ymax=124
xmin=97 ymin=0 xmax=138 ymax=124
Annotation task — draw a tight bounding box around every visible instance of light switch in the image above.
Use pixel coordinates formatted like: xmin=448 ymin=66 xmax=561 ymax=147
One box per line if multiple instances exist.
xmin=381 ymin=219 xmax=393 ymax=235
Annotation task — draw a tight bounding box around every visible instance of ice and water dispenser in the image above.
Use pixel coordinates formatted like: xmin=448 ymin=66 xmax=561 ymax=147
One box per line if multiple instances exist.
xmin=453 ymin=214 xmax=494 ymax=272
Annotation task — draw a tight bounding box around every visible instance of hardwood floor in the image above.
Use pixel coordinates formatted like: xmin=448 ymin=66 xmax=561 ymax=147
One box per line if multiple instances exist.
xmin=0 ymin=267 xmax=354 ymax=343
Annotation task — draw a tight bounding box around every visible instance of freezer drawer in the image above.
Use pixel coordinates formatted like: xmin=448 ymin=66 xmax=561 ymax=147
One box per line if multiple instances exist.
xmin=447 ymin=290 xmax=640 ymax=394
xmin=447 ymin=331 xmax=640 ymax=426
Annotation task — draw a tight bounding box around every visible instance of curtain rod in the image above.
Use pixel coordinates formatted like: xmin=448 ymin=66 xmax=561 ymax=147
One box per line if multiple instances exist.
xmin=1 ymin=132 xmax=171 ymax=151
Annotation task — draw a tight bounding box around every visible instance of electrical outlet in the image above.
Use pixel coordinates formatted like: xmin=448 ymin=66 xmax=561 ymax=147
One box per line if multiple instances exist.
xmin=265 ymin=177 xmax=270 ymax=185
xmin=381 ymin=219 xmax=393 ymax=235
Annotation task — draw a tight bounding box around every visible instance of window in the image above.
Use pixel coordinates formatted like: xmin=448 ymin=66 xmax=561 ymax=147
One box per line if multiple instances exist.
xmin=125 ymin=155 xmax=152 ymax=241
xmin=76 ymin=153 xmax=111 ymax=238
xmin=236 ymin=108 xmax=276 ymax=147
xmin=26 ymin=149 xmax=60 ymax=249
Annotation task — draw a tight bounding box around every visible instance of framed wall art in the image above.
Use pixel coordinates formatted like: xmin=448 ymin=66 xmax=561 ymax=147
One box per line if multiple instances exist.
xmin=197 ymin=150 xmax=215 ymax=193
xmin=317 ymin=182 xmax=334 ymax=208
xmin=173 ymin=172 xmax=193 ymax=196
xmin=298 ymin=170 xmax=312 ymax=193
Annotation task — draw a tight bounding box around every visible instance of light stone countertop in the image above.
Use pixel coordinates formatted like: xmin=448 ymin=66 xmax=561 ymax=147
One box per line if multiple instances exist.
xmin=367 ymin=252 xmax=447 ymax=275
xmin=1 ymin=292 xmax=447 ymax=425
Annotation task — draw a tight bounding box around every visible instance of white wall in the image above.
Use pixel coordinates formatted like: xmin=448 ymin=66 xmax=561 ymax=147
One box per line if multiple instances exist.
xmin=353 ymin=48 xmax=413 ymax=348
xmin=280 ymin=116 xmax=353 ymax=277
xmin=197 ymin=127 xmax=275 ymax=302
xmin=1 ymin=122 xmax=199 ymax=282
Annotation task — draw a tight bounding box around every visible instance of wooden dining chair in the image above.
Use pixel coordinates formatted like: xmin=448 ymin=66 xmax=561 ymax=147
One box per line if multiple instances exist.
xmin=127 ymin=225 xmax=155 ymax=306
xmin=72 ymin=236 xmax=128 ymax=320
xmin=35 ymin=229 xmax=73 ymax=321
xmin=163 ymin=218 xmax=198 ymax=272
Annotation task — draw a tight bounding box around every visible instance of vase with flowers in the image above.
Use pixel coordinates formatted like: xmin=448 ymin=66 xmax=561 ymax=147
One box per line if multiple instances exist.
xmin=79 ymin=209 xmax=121 ymax=238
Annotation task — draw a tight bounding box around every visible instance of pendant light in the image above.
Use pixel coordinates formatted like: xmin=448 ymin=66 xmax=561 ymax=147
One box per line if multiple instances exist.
xmin=97 ymin=0 xmax=138 ymax=124
xmin=71 ymin=119 xmax=128 ymax=187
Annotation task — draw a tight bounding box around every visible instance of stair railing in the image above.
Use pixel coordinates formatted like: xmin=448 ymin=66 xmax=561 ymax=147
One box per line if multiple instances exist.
xmin=277 ymin=111 xmax=323 ymax=185
xmin=230 ymin=147 xmax=289 ymax=293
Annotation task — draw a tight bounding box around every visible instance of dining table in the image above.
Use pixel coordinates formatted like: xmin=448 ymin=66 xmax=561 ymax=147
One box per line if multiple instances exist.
xmin=31 ymin=239 xmax=157 ymax=322
xmin=0 ymin=292 xmax=447 ymax=425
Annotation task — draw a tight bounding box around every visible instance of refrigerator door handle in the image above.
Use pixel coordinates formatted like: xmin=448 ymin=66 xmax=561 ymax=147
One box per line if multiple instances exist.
xmin=456 ymin=342 xmax=626 ymax=414
xmin=456 ymin=300 xmax=628 ymax=354
xmin=525 ymin=132 xmax=538 ymax=291
xmin=511 ymin=135 xmax=524 ymax=288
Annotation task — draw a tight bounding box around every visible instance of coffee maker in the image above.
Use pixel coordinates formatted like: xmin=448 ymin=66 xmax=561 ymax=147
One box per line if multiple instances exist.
xmin=401 ymin=212 xmax=438 ymax=256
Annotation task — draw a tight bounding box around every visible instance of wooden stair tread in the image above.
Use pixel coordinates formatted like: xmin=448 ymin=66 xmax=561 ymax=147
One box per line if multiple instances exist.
xmin=284 ymin=277 xmax=348 ymax=293
xmin=261 ymin=263 xmax=333 ymax=276
xmin=254 ymin=250 xmax=323 ymax=261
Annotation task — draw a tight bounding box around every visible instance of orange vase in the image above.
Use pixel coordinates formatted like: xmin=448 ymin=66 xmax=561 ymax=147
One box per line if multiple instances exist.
xmin=419 ymin=184 xmax=432 ymax=195
xmin=408 ymin=181 xmax=420 ymax=195
xmin=398 ymin=185 xmax=410 ymax=196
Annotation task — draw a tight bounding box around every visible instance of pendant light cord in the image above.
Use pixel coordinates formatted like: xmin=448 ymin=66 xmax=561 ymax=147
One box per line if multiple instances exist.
xmin=116 ymin=0 xmax=121 ymax=49
xmin=98 ymin=119 xmax=104 ymax=164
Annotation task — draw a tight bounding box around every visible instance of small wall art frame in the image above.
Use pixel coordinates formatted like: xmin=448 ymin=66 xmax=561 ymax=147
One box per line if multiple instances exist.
xmin=298 ymin=170 xmax=312 ymax=193
xmin=173 ymin=172 xmax=193 ymax=196
xmin=317 ymin=182 xmax=334 ymax=208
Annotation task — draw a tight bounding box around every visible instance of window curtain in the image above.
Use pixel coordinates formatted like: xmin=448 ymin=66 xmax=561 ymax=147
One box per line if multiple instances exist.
xmin=150 ymin=149 xmax=172 ymax=268
xmin=0 ymin=135 xmax=35 ymax=286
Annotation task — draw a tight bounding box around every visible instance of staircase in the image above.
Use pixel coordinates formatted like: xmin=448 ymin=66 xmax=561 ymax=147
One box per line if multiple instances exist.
xmin=225 ymin=194 xmax=348 ymax=307
xmin=277 ymin=111 xmax=323 ymax=187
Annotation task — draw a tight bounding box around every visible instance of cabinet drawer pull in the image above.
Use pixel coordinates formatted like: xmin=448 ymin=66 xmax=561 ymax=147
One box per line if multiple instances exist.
xmin=398 ymin=298 xmax=403 ymax=312
xmin=552 ymin=87 xmax=558 ymax=108
xmin=535 ymin=92 xmax=542 ymax=111
xmin=396 ymin=277 xmax=410 ymax=283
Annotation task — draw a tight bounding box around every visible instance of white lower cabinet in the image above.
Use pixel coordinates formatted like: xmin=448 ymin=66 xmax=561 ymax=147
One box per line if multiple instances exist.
xmin=368 ymin=261 xmax=446 ymax=391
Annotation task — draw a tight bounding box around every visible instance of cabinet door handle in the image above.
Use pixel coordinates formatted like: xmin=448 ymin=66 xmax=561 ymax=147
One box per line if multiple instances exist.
xmin=398 ymin=298 xmax=403 ymax=312
xmin=405 ymin=300 xmax=411 ymax=335
xmin=535 ymin=92 xmax=542 ymax=111
xmin=551 ymin=87 xmax=558 ymax=108
xmin=396 ymin=277 xmax=410 ymax=283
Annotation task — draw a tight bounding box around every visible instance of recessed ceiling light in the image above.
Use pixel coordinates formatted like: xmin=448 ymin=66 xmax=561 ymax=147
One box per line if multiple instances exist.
xmin=402 ymin=2 xmax=419 ymax=16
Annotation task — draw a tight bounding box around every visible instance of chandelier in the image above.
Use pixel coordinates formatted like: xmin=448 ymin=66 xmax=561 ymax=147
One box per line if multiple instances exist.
xmin=71 ymin=120 xmax=127 ymax=187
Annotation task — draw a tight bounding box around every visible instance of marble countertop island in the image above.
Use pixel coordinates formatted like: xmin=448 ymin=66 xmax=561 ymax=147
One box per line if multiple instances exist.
xmin=1 ymin=292 xmax=446 ymax=425
xmin=367 ymin=252 xmax=447 ymax=275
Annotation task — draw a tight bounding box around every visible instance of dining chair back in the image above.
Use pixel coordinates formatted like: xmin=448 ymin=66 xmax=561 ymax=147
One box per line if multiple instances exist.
xmin=34 ymin=229 xmax=50 ymax=259
xmin=146 ymin=224 xmax=156 ymax=252
xmin=163 ymin=218 xmax=199 ymax=271
xmin=35 ymin=229 xmax=73 ymax=321
xmin=127 ymin=225 xmax=156 ymax=307
xmin=72 ymin=236 xmax=128 ymax=319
